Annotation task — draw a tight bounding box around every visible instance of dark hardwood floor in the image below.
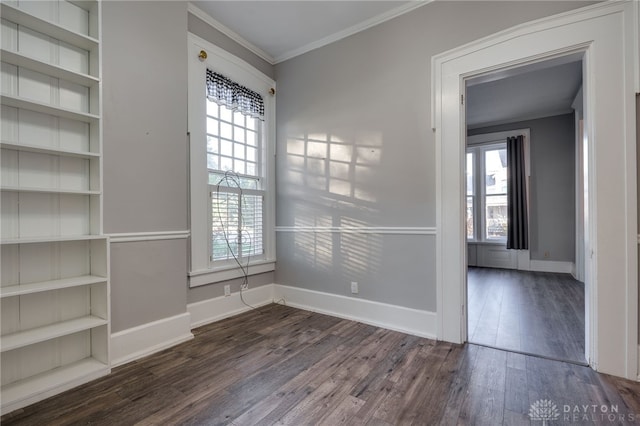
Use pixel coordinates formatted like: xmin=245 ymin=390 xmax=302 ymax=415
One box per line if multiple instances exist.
xmin=3 ymin=304 xmax=639 ymax=425
xmin=468 ymin=267 xmax=585 ymax=364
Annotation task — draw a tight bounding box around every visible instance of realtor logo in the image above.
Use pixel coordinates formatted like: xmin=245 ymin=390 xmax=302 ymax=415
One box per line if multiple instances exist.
xmin=529 ymin=399 xmax=560 ymax=425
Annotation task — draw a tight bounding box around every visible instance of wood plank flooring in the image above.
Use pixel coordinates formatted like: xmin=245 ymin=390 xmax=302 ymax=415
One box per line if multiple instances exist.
xmin=468 ymin=267 xmax=585 ymax=364
xmin=3 ymin=304 xmax=639 ymax=425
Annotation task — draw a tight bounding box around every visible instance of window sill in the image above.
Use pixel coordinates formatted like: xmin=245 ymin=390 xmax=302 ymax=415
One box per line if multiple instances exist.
xmin=188 ymin=259 xmax=276 ymax=287
xmin=467 ymin=240 xmax=506 ymax=246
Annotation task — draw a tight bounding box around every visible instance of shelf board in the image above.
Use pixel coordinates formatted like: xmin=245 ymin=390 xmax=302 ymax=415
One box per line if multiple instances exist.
xmin=0 ymin=276 xmax=107 ymax=298
xmin=0 ymin=95 xmax=99 ymax=124
xmin=1 ymin=358 xmax=109 ymax=414
xmin=67 ymin=1 xmax=99 ymax=13
xmin=0 ymin=141 xmax=100 ymax=158
xmin=0 ymin=4 xmax=99 ymax=51
xmin=1 ymin=235 xmax=106 ymax=245
xmin=1 ymin=316 xmax=107 ymax=352
xmin=1 ymin=186 xmax=100 ymax=195
xmin=0 ymin=49 xmax=99 ymax=86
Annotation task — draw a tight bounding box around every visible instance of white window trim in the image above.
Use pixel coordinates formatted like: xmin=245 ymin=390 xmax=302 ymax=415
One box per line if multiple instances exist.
xmin=187 ymin=33 xmax=276 ymax=287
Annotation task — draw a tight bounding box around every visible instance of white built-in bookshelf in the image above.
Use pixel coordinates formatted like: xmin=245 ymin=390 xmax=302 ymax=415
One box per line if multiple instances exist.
xmin=0 ymin=0 xmax=109 ymax=414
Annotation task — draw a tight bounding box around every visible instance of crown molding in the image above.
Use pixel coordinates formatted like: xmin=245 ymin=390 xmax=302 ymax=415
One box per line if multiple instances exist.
xmin=188 ymin=1 xmax=432 ymax=66
xmin=188 ymin=2 xmax=275 ymax=65
xmin=273 ymin=1 xmax=432 ymax=64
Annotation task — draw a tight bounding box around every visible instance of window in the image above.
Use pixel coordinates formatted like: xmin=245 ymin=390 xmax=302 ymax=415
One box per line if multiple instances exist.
xmin=466 ymin=143 xmax=508 ymax=241
xmin=466 ymin=152 xmax=475 ymax=239
xmin=207 ymin=101 xmax=265 ymax=263
xmin=188 ymin=34 xmax=275 ymax=286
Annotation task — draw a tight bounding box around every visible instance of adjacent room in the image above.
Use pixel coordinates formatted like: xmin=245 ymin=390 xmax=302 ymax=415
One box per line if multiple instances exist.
xmin=465 ymin=58 xmax=587 ymax=365
xmin=1 ymin=0 xmax=638 ymax=424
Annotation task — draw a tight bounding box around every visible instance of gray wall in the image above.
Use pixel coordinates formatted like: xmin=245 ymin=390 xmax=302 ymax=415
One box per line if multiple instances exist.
xmin=274 ymin=1 xmax=592 ymax=312
xmin=103 ymin=1 xmax=188 ymax=234
xmin=469 ymin=114 xmax=576 ymax=262
xmin=103 ymin=1 xmax=276 ymax=331
xmin=103 ymin=1 xmax=188 ymax=332
xmin=188 ymin=14 xmax=275 ymax=81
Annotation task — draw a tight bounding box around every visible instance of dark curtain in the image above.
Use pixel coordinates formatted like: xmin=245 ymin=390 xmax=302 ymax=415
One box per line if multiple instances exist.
xmin=507 ymin=135 xmax=528 ymax=250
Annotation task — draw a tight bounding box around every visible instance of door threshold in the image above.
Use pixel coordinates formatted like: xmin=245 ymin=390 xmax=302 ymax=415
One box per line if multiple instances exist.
xmin=467 ymin=341 xmax=589 ymax=367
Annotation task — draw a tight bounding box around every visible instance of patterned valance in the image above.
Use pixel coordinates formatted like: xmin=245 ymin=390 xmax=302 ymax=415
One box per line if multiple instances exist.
xmin=206 ymin=70 xmax=264 ymax=119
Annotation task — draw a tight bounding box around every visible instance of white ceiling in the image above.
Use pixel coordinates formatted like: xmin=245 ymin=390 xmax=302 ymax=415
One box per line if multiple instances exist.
xmin=190 ymin=1 xmax=422 ymax=64
xmin=191 ymin=1 xmax=584 ymax=128
xmin=466 ymin=59 xmax=583 ymax=129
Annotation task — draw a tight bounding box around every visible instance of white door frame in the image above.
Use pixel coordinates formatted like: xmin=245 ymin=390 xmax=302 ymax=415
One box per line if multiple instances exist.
xmin=432 ymin=1 xmax=638 ymax=379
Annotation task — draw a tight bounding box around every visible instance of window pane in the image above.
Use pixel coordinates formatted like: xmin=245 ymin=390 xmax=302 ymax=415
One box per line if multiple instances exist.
xmin=206 ymin=100 xmax=218 ymax=118
xmin=467 ymin=195 xmax=474 ymax=239
xmin=233 ymin=110 xmax=245 ymax=126
xmin=211 ymin=191 xmax=239 ymax=261
xmin=485 ymin=194 xmax=507 ymax=239
xmin=234 ymin=159 xmax=246 ymax=175
xmin=220 ymin=105 xmax=233 ymax=123
xmin=211 ymin=191 xmax=264 ymax=260
xmin=221 ymin=122 xmax=232 ymax=139
xmin=241 ymin=194 xmax=264 ymax=257
xmin=246 ymin=130 xmax=256 ymax=146
xmin=220 ymin=156 xmax=233 ymax=171
xmin=220 ymin=139 xmax=233 ymax=157
xmin=234 ymin=142 xmax=245 ymax=160
xmin=207 ymin=117 xmax=219 ymax=136
xmin=246 ymin=146 xmax=256 ymax=162
xmin=207 ymin=136 xmax=219 ymax=154
xmin=234 ymin=126 xmax=245 ymax=143
xmin=207 ymin=153 xmax=218 ymax=170
xmin=246 ymin=117 xmax=257 ymax=131
xmin=246 ymin=162 xmax=256 ymax=176
xmin=485 ymin=148 xmax=507 ymax=195
xmin=466 ymin=152 xmax=474 ymax=195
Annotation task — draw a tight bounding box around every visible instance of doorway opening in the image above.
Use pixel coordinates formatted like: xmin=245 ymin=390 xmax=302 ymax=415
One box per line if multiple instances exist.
xmin=464 ymin=55 xmax=587 ymax=365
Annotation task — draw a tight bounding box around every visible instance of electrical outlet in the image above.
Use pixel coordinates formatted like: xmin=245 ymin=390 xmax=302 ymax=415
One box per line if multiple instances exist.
xmin=351 ymin=281 xmax=358 ymax=294
xmin=241 ymin=283 xmax=249 ymax=291
xmin=544 ymin=251 xmax=550 ymax=259
xmin=224 ymin=284 xmax=231 ymax=297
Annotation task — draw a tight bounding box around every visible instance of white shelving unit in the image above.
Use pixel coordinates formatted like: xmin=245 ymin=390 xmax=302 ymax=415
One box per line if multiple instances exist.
xmin=0 ymin=0 xmax=109 ymax=415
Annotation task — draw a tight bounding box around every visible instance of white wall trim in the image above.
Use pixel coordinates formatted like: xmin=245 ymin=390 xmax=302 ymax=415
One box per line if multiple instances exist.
xmin=273 ymin=2 xmax=432 ymax=64
xmin=188 ymin=285 xmax=275 ymax=328
xmin=109 ymin=230 xmax=190 ymax=243
xmin=188 ymin=260 xmax=276 ymax=287
xmin=187 ymin=3 xmax=274 ymax=65
xmin=529 ymin=260 xmax=574 ymax=274
xmin=272 ymin=284 xmax=437 ymax=339
xmin=110 ymin=313 xmax=193 ymax=367
xmin=275 ymin=226 xmax=436 ymax=235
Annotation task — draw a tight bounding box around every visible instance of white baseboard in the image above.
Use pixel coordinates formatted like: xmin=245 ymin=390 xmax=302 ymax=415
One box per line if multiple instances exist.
xmin=529 ymin=260 xmax=574 ymax=274
xmin=187 ymin=284 xmax=274 ymax=328
xmin=110 ymin=312 xmax=193 ymax=367
xmin=272 ymin=284 xmax=437 ymax=339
